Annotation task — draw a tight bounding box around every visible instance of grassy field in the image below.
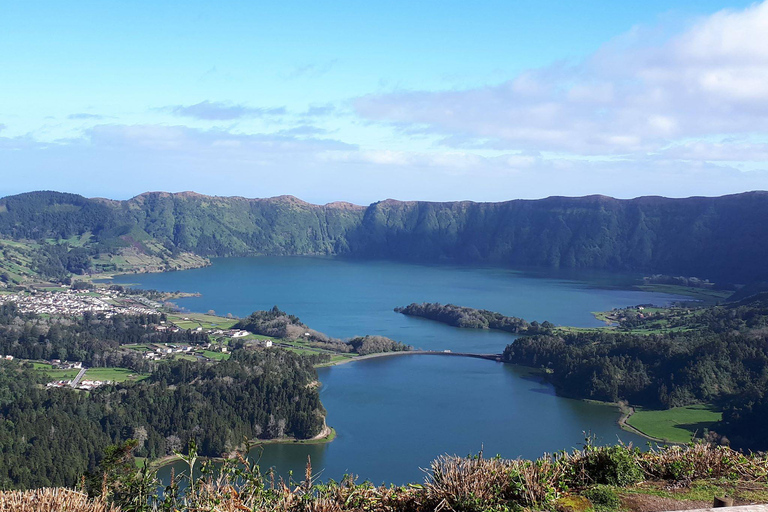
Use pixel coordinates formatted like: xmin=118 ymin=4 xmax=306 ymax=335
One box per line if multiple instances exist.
xmin=171 ymin=319 xmax=201 ymax=329
xmin=167 ymin=312 xmax=238 ymax=330
xmin=31 ymin=361 xmax=80 ymax=380
xmin=33 ymin=363 xmax=81 ymax=381
xmin=123 ymin=343 xmax=152 ymax=352
xmin=201 ymin=350 xmax=230 ymax=361
xmin=84 ymin=367 xmax=148 ymax=382
xmin=0 ymin=239 xmax=40 ymax=284
xmin=627 ymin=404 xmax=722 ymax=443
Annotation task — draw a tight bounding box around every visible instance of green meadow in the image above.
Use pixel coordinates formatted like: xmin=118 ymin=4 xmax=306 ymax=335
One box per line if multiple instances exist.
xmin=627 ymin=404 xmax=722 ymax=443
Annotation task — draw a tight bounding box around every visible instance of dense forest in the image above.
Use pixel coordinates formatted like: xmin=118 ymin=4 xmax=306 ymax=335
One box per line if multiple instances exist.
xmin=3 ymin=190 xmax=768 ymax=282
xmin=346 ymin=335 xmax=411 ymax=355
xmin=504 ymin=330 xmax=768 ymax=408
xmin=0 ymin=350 xmax=324 ymax=490
xmin=499 ymin=295 xmax=768 ymax=449
xmin=235 ymin=306 xmax=411 ymax=354
xmin=395 ymin=302 xmax=554 ymax=334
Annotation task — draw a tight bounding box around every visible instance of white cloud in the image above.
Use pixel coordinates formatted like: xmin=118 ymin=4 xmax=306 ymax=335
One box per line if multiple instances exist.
xmin=162 ymin=101 xmax=287 ymax=121
xmin=353 ymin=2 xmax=768 ymax=158
xmin=4 ymin=4 xmax=768 ymax=203
xmin=658 ymin=141 xmax=768 ymax=162
xmin=1 ymin=123 xmax=766 ymax=203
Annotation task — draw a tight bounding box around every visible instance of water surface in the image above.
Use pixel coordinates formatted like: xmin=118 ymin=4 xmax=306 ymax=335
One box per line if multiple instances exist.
xmin=114 ymin=257 xmax=681 ymax=484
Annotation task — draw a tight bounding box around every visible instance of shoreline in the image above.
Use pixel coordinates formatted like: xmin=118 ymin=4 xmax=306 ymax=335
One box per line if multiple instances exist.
xmin=148 ymin=426 xmax=337 ymax=471
xmin=616 ymin=403 xmax=678 ymax=445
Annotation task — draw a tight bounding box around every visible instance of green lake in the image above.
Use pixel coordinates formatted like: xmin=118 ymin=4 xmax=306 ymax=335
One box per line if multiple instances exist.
xmin=113 ymin=257 xmax=684 ymax=485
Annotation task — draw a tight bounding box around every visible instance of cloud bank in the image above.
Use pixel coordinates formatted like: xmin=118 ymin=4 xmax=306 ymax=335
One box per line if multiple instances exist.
xmin=354 ymin=2 xmax=768 ymax=157
xmin=163 ymin=101 xmax=287 ymax=121
xmin=2 ymin=2 xmax=768 ymax=203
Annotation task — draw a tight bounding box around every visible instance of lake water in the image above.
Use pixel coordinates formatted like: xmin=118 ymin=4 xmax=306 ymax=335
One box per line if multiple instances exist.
xmin=112 ymin=257 xmax=683 ymax=485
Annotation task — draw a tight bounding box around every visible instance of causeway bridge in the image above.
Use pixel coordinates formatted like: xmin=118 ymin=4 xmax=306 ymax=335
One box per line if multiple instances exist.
xmin=351 ymin=350 xmax=504 ymax=363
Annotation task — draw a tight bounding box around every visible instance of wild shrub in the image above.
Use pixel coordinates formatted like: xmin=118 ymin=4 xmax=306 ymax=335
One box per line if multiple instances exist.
xmin=583 ymin=485 xmax=621 ymax=510
xmin=578 ymin=444 xmax=643 ymax=486
xmin=638 ymin=444 xmax=768 ymax=482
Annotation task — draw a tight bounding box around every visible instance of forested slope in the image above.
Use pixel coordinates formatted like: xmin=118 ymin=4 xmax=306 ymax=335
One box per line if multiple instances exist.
xmin=0 ymin=350 xmax=325 ymax=489
xmin=2 ymin=190 xmax=768 ymax=282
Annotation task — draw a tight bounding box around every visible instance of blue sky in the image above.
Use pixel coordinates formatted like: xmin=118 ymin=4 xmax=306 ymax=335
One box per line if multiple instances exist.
xmin=1 ymin=0 xmax=767 ymax=203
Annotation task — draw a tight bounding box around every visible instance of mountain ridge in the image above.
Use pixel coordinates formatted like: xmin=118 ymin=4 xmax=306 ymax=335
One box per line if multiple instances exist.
xmin=2 ymin=189 xmax=768 ymax=283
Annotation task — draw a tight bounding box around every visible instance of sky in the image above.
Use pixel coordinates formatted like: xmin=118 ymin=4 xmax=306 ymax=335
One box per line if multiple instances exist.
xmin=1 ymin=0 xmax=767 ymax=204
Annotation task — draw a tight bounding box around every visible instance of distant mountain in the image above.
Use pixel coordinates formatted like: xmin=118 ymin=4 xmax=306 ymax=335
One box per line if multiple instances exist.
xmin=2 ymin=190 xmax=768 ymax=283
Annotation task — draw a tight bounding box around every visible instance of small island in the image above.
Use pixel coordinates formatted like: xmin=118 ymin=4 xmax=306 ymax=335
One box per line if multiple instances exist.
xmin=394 ymin=302 xmax=554 ymax=334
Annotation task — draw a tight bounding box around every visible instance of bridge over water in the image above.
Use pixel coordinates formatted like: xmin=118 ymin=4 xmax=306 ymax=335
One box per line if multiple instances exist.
xmin=349 ymin=350 xmax=503 ymax=363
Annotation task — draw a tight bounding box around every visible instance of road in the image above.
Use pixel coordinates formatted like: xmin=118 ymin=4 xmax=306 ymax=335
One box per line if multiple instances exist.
xmin=69 ymin=367 xmax=87 ymax=388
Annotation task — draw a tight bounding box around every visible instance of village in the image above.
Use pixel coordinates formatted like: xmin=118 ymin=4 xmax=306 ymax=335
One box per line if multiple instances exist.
xmin=0 ymin=286 xmax=280 ymax=392
xmin=0 ymin=288 xmax=158 ymax=317
xmin=0 ymin=286 xmax=265 ymax=387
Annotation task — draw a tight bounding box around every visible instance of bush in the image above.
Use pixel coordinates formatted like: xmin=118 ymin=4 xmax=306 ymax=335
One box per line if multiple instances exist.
xmin=582 ymin=445 xmax=643 ymax=486
xmin=583 ymin=485 xmax=621 ymax=510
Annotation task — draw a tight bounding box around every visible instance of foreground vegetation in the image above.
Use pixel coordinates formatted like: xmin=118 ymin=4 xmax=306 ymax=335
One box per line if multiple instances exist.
xmin=5 ymin=441 xmax=768 ymax=512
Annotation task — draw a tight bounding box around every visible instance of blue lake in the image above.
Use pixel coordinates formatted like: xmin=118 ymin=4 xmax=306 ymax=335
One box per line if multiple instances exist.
xmin=113 ymin=257 xmax=683 ymax=484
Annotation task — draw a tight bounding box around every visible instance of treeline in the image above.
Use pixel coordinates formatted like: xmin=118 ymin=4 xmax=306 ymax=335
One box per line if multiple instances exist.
xmin=347 ymin=335 xmax=411 ymax=355
xmin=235 ymin=306 xmax=411 ymax=354
xmin=234 ymin=306 xmax=309 ymax=339
xmin=395 ymin=302 xmax=553 ymax=334
xmin=504 ymin=330 xmax=768 ymax=408
xmin=0 ymin=349 xmax=325 ymax=489
xmin=4 ymin=190 xmax=768 ymax=283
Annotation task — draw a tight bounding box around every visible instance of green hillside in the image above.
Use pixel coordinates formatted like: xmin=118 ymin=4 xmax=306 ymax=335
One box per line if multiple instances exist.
xmin=2 ymin=190 xmax=768 ymax=283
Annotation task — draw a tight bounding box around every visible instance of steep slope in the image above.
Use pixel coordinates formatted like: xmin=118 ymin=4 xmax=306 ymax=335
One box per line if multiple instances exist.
xmin=1 ymin=190 xmax=767 ymax=282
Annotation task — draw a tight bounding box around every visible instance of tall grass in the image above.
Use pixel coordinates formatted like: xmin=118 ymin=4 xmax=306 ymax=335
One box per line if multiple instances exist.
xmin=0 ymin=488 xmax=120 ymax=512
xmin=3 ymin=442 xmax=767 ymax=512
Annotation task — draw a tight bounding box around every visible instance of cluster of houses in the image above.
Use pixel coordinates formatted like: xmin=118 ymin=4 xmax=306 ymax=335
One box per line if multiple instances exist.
xmin=154 ymin=323 xmax=181 ymax=333
xmin=50 ymin=359 xmax=82 ymax=369
xmin=142 ymin=344 xmax=196 ymax=360
xmin=211 ymin=328 xmax=273 ymax=347
xmin=157 ymin=321 xmax=274 ymax=348
xmin=0 ymin=289 xmax=157 ymax=317
xmin=46 ymin=379 xmax=110 ymax=390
